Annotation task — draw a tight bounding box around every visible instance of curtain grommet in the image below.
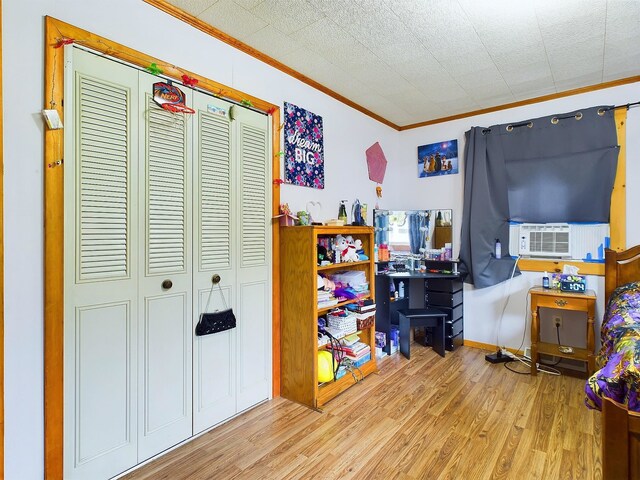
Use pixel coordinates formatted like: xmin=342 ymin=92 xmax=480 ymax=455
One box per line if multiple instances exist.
xmin=598 ymin=108 xmax=606 ymax=116
xmin=506 ymin=125 xmax=513 ymax=132
xmin=575 ymin=112 xmax=583 ymax=120
xmin=527 ymin=121 xmax=533 ymax=128
xmin=551 ymin=117 xmax=559 ymax=124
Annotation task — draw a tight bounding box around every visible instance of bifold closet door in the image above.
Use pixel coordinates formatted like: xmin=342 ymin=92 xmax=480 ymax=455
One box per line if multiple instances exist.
xmin=233 ymin=105 xmax=271 ymax=412
xmin=63 ymin=48 xmax=140 ymax=480
xmin=191 ymin=92 xmax=238 ymax=433
xmin=137 ymin=72 xmax=193 ymax=460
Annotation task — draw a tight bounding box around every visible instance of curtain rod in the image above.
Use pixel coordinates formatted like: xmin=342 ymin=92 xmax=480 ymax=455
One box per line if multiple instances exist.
xmin=481 ymin=100 xmax=640 ymax=134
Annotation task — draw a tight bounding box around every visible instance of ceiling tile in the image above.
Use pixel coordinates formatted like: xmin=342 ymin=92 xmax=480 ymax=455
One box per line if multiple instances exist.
xmin=242 ymin=25 xmax=300 ymax=57
xmin=509 ymin=77 xmax=556 ymax=96
xmin=233 ymin=0 xmax=263 ymax=9
xmin=250 ymin=0 xmax=320 ymax=35
xmin=198 ymin=0 xmax=267 ymax=38
xmin=167 ymin=0 xmax=220 ymax=16
xmin=436 ymin=50 xmax=496 ymax=78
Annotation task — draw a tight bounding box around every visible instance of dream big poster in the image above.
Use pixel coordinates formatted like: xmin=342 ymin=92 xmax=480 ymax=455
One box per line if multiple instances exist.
xmin=284 ymin=102 xmax=324 ymax=189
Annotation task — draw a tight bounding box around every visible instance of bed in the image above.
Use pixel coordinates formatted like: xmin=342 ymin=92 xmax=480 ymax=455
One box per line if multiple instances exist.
xmin=584 ymin=245 xmax=640 ymax=479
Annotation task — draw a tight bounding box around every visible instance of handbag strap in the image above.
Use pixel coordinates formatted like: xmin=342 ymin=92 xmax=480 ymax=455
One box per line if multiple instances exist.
xmin=203 ymin=278 xmax=228 ymax=314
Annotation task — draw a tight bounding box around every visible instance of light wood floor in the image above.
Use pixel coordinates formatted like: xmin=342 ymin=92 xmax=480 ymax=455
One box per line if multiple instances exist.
xmin=123 ymin=346 xmax=601 ymax=480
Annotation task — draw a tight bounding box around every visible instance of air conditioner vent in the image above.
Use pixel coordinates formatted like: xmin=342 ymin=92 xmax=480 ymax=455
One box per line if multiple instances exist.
xmin=519 ymin=224 xmax=571 ymax=258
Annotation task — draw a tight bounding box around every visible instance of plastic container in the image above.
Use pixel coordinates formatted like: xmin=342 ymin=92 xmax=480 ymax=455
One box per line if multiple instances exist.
xmin=398 ymin=281 xmax=405 ymax=298
xmin=444 ymin=243 xmax=452 ymax=260
xmin=495 ymin=238 xmax=502 ymax=259
xmin=374 ymin=244 xmax=379 ymax=262
xmin=542 ymin=271 xmax=550 ymax=289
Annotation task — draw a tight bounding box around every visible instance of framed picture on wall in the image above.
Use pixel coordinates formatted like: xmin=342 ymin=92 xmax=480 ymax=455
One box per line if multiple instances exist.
xmin=418 ymin=139 xmax=459 ymax=178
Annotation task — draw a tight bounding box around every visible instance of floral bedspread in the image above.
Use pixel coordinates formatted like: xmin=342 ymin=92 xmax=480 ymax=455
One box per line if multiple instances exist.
xmin=585 ymin=281 xmax=640 ymax=411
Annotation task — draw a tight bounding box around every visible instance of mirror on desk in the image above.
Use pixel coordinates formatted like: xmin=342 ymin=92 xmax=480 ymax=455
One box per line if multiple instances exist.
xmin=373 ymin=209 xmax=453 ymax=260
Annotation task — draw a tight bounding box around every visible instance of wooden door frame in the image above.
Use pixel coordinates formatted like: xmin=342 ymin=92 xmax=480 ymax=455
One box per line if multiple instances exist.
xmin=1 ymin=0 xmax=4 ymax=476
xmin=44 ymin=16 xmax=281 ymax=479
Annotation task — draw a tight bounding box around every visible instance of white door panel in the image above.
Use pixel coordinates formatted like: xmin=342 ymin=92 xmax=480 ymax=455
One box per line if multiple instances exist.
xmin=236 ymin=281 xmax=270 ymax=411
xmin=191 ymin=92 xmax=238 ymax=433
xmin=75 ymin=302 xmax=133 ymax=463
xmin=234 ymin=106 xmax=272 ymax=412
xmin=64 ymin=47 xmax=139 ymax=480
xmin=137 ymin=73 xmax=193 ymax=460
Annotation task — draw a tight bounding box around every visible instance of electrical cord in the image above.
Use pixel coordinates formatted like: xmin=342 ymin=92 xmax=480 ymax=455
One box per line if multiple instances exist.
xmin=494 ymin=255 xmax=522 ymax=357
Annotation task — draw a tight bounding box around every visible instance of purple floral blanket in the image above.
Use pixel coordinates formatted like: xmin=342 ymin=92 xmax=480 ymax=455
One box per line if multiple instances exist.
xmin=585 ymin=281 xmax=640 ymax=411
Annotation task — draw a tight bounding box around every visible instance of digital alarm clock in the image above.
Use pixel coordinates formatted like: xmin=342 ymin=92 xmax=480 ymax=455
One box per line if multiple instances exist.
xmin=559 ymin=274 xmax=586 ymax=293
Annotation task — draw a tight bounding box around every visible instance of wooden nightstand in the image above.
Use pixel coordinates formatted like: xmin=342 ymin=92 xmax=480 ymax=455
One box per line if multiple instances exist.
xmin=529 ymin=287 xmax=596 ymax=376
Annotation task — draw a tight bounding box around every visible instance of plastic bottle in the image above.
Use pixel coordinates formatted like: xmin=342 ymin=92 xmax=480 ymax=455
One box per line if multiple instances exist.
xmin=444 ymin=243 xmax=452 ymax=260
xmin=398 ymin=281 xmax=405 ymax=298
xmin=338 ymin=200 xmax=348 ymax=224
xmin=495 ymin=238 xmax=502 ymax=259
xmin=543 ymin=271 xmax=550 ymax=289
xmin=374 ymin=244 xmax=379 ymax=263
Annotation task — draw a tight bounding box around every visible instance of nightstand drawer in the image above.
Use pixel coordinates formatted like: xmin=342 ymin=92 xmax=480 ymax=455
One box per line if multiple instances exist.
xmin=535 ymin=295 xmax=590 ymax=311
xmin=425 ymin=290 xmax=462 ymax=308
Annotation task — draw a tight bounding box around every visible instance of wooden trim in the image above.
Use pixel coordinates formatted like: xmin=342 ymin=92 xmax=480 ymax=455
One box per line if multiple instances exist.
xmin=399 ymin=76 xmax=640 ymax=130
xmin=142 ymin=0 xmax=400 ymax=131
xmin=44 ymin=16 xmax=281 ymax=477
xmin=0 ymin=0 xmax=4 ymax=475
xmin=44 ymin=17 xmax=65 ymax=480
xmin=271 ymin=109 xmax=281 ymax=397
xmin=611 ymin=108 xmax=627 ymax=251
xmin=518 ymin=259 xmax=605 ymax=276
xmin=463 ymin=340 xmax=523 ymax=357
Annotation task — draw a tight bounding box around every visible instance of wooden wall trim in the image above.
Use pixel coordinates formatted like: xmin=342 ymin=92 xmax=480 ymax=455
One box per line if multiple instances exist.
xmin=1 ymin=0 xmax=4 ymax=475
xmin=44 ymin=16 xmax=281 ymax=478
xmin=143 ymin=0 xmax=400 ymax=131
xmin=399 ymin=76 xmax=640 ymax=130
xmin=611 ymin=108 xmax=627 ymax=251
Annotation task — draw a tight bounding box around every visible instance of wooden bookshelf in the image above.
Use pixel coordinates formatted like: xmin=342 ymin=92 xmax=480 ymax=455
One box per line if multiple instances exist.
xmin=280 ymin=226 xmax=377 ymax=409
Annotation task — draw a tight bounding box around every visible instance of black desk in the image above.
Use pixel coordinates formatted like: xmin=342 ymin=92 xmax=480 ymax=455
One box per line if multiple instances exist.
xmin=375 ymin=271 xmax=464 ymax=355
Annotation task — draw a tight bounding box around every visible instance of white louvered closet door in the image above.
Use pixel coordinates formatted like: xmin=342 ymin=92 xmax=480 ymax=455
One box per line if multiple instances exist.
xmin=234 ymin=105 xmax=272 ymax=412
xmin=191 ymin=93 xmax=238 ymax=433
xmin=137 ymin=72 xmax=193 ymax=460
xmin=63 ymin=48 xmax=140 ymax=480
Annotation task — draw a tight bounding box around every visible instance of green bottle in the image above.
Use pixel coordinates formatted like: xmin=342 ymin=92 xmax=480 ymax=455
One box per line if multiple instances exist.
xmin=338 ymin=200 xmax=348 ymax=223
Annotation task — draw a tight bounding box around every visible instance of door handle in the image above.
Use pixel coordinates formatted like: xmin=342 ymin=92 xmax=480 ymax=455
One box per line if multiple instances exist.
xmin=212 ymin=274 xmax=221 ymax=284
xmin=162 ymin=279 xmax=173 ymax=290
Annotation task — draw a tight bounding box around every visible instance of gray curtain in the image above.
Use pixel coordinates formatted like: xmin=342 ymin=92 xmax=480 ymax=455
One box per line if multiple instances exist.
xmin=460 ymin=106 xmax=619 ymax=288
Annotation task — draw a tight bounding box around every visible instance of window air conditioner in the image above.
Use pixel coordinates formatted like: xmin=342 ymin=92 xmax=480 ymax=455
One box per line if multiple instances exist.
xmin=518 ymin=223 xmax=571 ymax=258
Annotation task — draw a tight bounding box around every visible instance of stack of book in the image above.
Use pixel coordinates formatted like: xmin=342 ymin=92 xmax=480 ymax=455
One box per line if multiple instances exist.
xmin=317 ymin=289 xmax=338 ymax=309
xmin=334 ymin=339 xmax=371 ymax=362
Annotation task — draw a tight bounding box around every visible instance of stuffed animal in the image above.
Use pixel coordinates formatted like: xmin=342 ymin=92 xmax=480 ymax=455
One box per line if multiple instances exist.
xmin=353 ymin=239 xmax=369 ymax=261
xmin=341 ymin=236 xmax=360 ymax=262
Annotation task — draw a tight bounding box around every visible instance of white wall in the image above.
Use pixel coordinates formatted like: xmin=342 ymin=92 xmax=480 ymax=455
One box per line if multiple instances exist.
xmin=2 ymin=1 xmax=397 ymax=478
xmin=396 ymin=82 xmax=640 ymax=352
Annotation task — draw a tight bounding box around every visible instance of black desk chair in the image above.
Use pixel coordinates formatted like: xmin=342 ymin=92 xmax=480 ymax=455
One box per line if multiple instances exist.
xmin=397 ymin=308 xmax=447 ymax=359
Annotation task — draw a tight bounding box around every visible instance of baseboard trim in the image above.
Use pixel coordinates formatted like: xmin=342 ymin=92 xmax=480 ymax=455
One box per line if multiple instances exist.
xmin=463 ymin=340 xmax=524 ymax=357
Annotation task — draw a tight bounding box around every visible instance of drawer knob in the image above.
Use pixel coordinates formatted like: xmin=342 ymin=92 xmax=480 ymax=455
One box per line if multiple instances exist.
xmin=555 ymin=299 xmax=568 ymax=307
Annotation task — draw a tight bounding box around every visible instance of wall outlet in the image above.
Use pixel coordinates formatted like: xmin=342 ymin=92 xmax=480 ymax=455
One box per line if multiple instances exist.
xmin=553 ymin=316 xmax=562 ymax=328
xmin=524 ymin=347 xmax=531 ymax=359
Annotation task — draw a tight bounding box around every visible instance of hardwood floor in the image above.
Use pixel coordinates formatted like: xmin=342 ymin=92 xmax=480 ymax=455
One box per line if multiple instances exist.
xmin=122 ymin=346 xmax=602 ymax=480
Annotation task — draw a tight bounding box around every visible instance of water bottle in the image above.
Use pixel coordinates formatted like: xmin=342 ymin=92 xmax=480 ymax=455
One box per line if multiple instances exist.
xmin=495 ymin=238 xmax=502 ymax=259
xmin=398 ymin=281 xmax=405 ymax=298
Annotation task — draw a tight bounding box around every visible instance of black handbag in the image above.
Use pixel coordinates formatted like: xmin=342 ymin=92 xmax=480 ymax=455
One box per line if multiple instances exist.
xmin=195 ymin=280 xmax=236 ymax=336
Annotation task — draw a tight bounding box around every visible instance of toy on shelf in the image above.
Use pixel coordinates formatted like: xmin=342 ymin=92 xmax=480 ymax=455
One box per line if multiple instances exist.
xmin=275 ymin=203 xmax=297 ymax=226
xmin=336 ymin=234 xmax=360 ymax=262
